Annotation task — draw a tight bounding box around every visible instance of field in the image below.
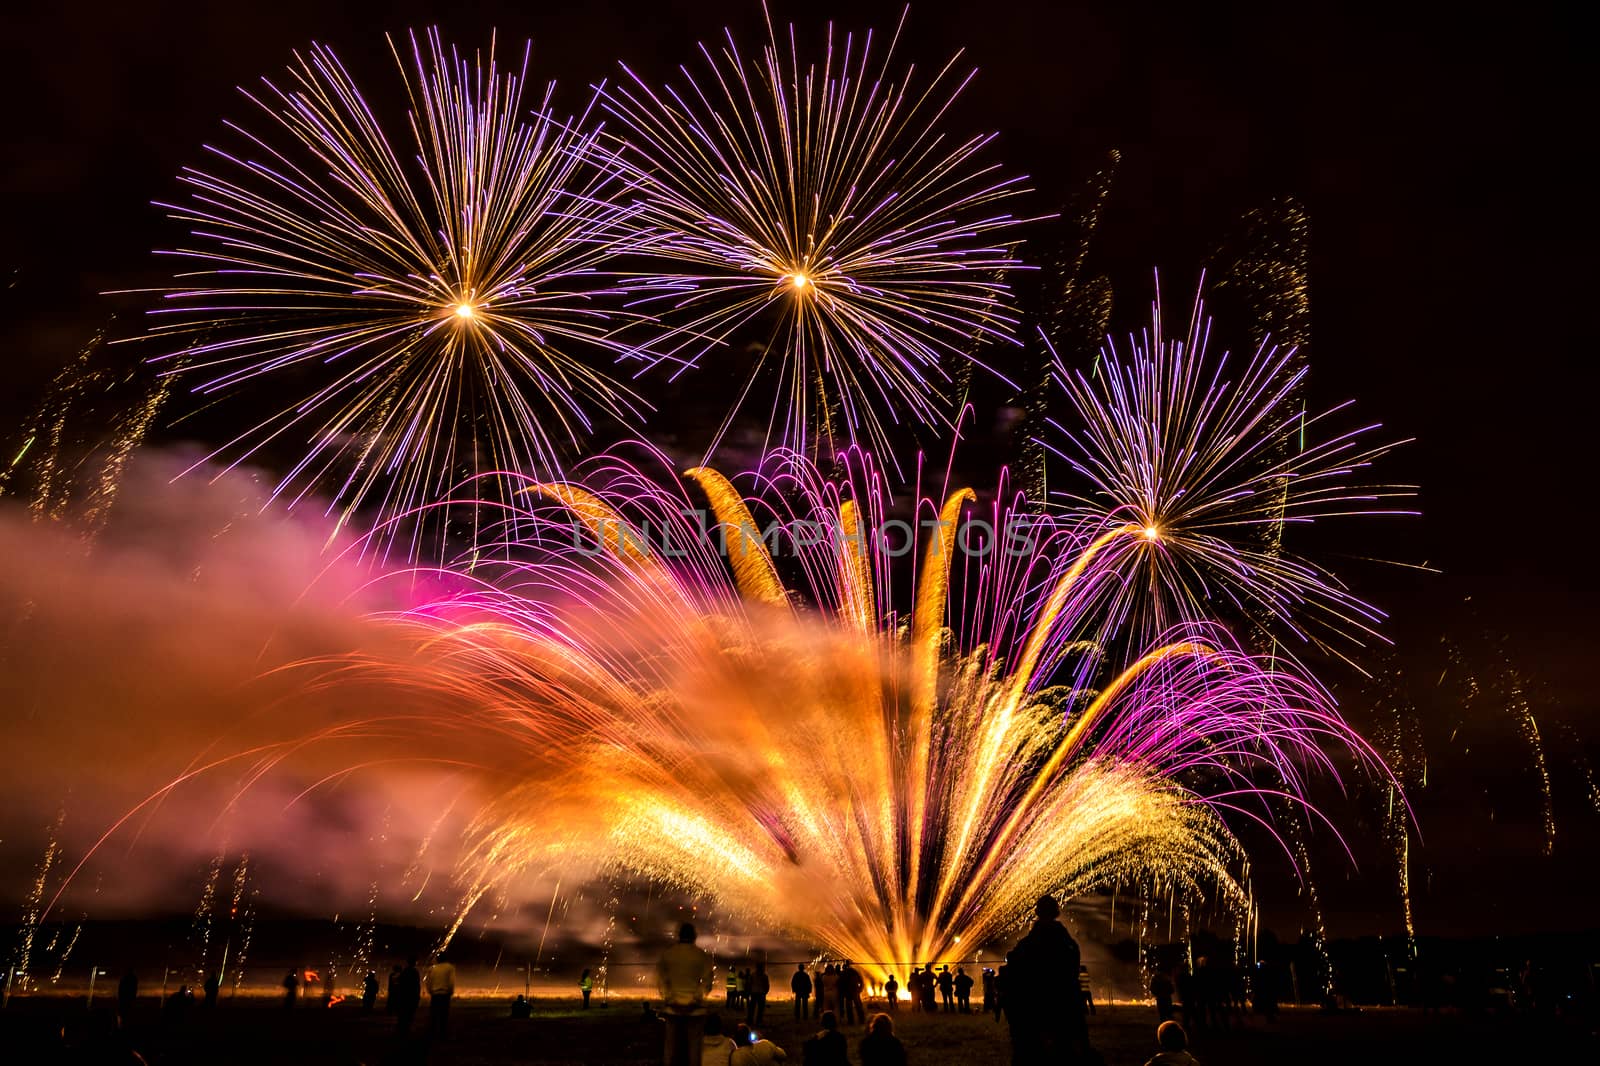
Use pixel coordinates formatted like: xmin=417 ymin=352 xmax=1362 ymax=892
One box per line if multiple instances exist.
xmin=2 ymin=993 xmax=1595 ymax=1065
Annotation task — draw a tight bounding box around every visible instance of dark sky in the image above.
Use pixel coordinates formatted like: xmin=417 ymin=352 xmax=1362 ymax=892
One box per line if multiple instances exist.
xmin=2 ymin=0 xmax=1593 ymax=939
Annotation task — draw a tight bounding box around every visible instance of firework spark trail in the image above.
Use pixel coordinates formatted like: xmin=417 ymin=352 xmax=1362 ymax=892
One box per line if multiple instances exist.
xmin=597 ymin=5 xmax=1030 ymax=464
xmin=32 ymin=297 xmax=1404 ymax=971
xmin=134 ymin=29 xmax=652 ymax=557
xmin=251 ymin=434 xmax=1393 ymax=978
xmin=1042 ymin=287 xmax=1414 ymax=664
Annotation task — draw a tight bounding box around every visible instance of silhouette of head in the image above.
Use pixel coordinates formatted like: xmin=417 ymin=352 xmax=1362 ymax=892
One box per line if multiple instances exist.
xmin=1035 ymin=895 xmax=1061 ymax=920
xmin=820 ymin=1010 xmax=838 ymax=1031
xmin=735 ymin=1022 xmax=754 ymax=1045
xmin=1157 ymin=1021 xmax=1188 ymax=1051
xmin=870 ymin=1013 xmax=894 ymax=1035
xmin=407 ymin=956 xmax=417 ymax=967
xmin=796 ymin=963 xmax=805 ymax=971
xmin=677 ymin=923 xmax=697 ymax=944
xmin=436 ymin=951 xmax=447 ymax=963
xmin=705 ymin=1014 xmax=724 ymax=1036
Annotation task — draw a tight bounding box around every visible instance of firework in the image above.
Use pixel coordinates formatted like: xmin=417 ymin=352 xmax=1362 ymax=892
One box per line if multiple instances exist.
xmin=137 ymin=30 xmax=648 ymax=555
xmin=1042 ymin=286 xmax=1413 ymax=658
xmin=598 ymin=6 xmax=1028 ymax=462
xmin=280 ymin=447 xmax=1389 ymax=974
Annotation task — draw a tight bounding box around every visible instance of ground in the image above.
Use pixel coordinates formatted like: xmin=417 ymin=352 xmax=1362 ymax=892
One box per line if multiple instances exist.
xmin=2 ymin=995 xmax=1594 ymax=1064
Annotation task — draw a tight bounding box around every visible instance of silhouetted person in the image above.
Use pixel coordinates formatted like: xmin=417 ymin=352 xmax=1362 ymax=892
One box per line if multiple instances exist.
xmin=702 ymin=1013 xmax=738 ymax=1066
xmin=820 ymin=965 xmax=841 ymax=1017
xmin=907 ymin=967 xmax=922 ymax=1012
xmin=117 ymin=968 xmax=138 ymax=1026
xmin=791 ymin=964 xmax=813 ymax=1020
xmin=511 ymin=993 xmax=532 ymax=1018
xmin=993 ymin=961 xmax=1008 ymax=1021
xmin=202 ymin=970 xmax=219 ymax=1009
xmin=883 ymin=973 xmax=899 ymax=1012
xmin=801 ymin=1009 xmax=848 ymax=1066
xmin=428 ymin=951 xmax=457 ymax=1038
xmin=657 ymin=922 xmax=714 ymax=1066
xmin=730 ymin=1021 xmax=787 ymax=1065
xmin=165 ymin=984 xmax=194 ymax=1024
xmin=727 ymin=969 xmax=740 ymax=1007
xmin=1150 ymin=969 xmax=1175 ymax=1021
xmin=1176 ymin=966 xmax=1201 ymax=1031
xmin=747 ymin=962 xmax=770 ymax=1026
xmin=394 ymin=956 xmax=422 ymax=1036
xmin=919 ymin=966 xmax=937 ymax=1013
xmin=955 ymin=966 xmax=975 ymax=1012
xmin=1143 ymin=1020 xmax=1199 ymax=1066
xmin=936 ymin=966 xmax=954 ymax=1012
xmin=362 ymin=971 xmax=379 ymax=1012
xmin=581 ymin=968 xmax=594 ymax=1009
xmin=282 ymin=968 xmax=300 ymax=1009
xmin=1079 ymin=964 xmax=1095 ymax=1015
xmin=1005 ymin=895 xmax=1089 ymax=1064
xmin=840 ymin=962 xmax=864 ymax=1025
xmin=1196 ymin=956 xmax=1226 ymax=1032
xmin=1252 ymin=959 xmax=1278 ymax=1021
xmin=859 ymin=1012 xmax=908 ymax=1066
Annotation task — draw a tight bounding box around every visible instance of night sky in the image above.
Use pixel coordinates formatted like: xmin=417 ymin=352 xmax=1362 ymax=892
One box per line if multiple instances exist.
xmin=2 ymin=1 xmax=1593 ymax=939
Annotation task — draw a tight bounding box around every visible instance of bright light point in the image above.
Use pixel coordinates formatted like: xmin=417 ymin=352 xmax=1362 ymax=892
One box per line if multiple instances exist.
xmin=453 ymin=302 xmax=476 ymax=319
xmin=789 ymin=273 xmax=810 ymax=290
xmin=1143 ymin=525 xmax=1161 ymax=541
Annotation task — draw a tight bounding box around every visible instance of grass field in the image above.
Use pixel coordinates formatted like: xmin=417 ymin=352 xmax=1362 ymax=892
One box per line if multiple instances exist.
xmin=2 ymin=994 xmax=1593 ymax=1064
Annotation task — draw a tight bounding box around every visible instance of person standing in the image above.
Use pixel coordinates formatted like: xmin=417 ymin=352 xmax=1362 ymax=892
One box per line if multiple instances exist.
xmin=428 ymin=951 xmax=457 ymax=1039
xmin=394 ymin=956 xmax=422 ymax=1036
xmin=791 ymin=963 xmax=813 ymax=1020
xmin=202 ymin=970 xmax=220 ymax=1010
xmin=954 ymin=966 xmax=974 ymax=1013
xmin=1150 ymin=968 xmax=1175 ymax=1022
xmin=581 ymin=968 xmax=595 ymax=1009
xmin=840 ymin=962 xmax=864 ymax=1025
xmin=747 ymin=962 xmax=770 ymax=1026
xmin=1005 ymin=896 xmax=1089 ymax=1064
xmin=117 ymin=968 xmax=138 ymax=1026
xmin=883 ymin=972 xmax=899 ymax=1012
xmin=993 ymin=961 xmax=1008 ymax=1022
xmin=819 ymin=965 xmax=841 ymax=1018
xmin=937 ymin=966 xmax=955 ymax=1012
xmin=658 ymin=922 xmax=715 ymax=1066
xmin=907 ymin=968 xmax=922 ymax=1012
xmin=282 ymin=967 xmax=300 ymax=1009
xmin=362 ymin=971 xmax=379 ymax=1012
